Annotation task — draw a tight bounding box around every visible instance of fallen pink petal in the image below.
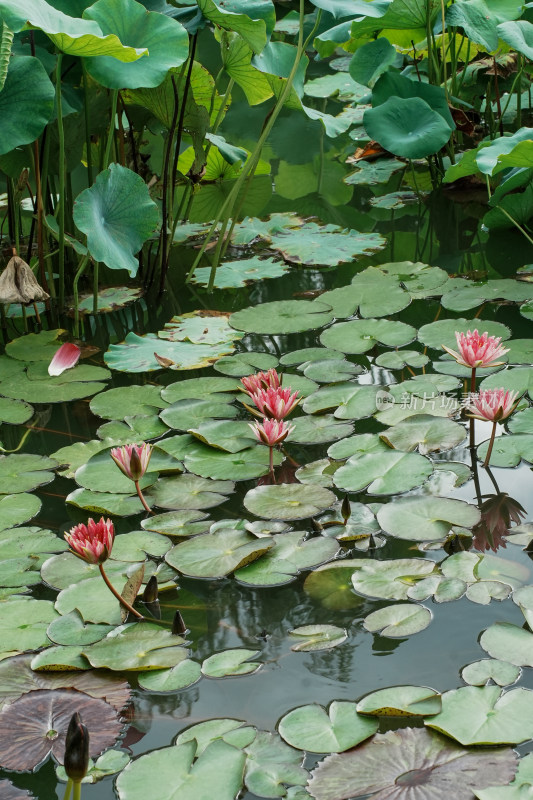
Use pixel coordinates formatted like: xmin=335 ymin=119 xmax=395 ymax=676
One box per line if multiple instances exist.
xmin=48 ymin=342 xmax=81 ymax=376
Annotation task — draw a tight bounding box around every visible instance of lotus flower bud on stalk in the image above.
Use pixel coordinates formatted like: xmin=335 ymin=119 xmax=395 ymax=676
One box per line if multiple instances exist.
xmin=172 ymin=610 xmax=187 ymax=636
xmin=442 ymin=330 xmax=510 ymax=451
xmin=250 ymin=418 xmax=294 ymax=477
xmin=341 ymin=495 xmax=351 ymax=525
xmin=110 ymin=443 xmax=153 ymax=514
xmin=63 ymin=712 xmax=89 ymax=800
xmin=466 ymin=388 xmax=521 ymax=467
xmin=241 ymin=368 xmax=281 ymax=396
xmin=65 ymin=518 xmax=144 ymax=620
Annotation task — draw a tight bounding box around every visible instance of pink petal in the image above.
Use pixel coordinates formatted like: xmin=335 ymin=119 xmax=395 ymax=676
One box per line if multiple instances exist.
xmin=48 ymin=343 xmax=81 ymax=376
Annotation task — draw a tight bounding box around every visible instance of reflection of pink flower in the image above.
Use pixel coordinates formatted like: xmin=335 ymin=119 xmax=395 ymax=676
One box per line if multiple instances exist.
xmin=251 ymin=387 xmax=300 ymax=420
xmin=249 ymin=418 xmax=293 ymax=446
xmin=48 ymin=343 xmax=81 ymax=376
xmin=442 ymin=330 xmax=509 ymax=368
xmin=241 ymin=368 xmax=281 ymax=396
xmin=467 ymin=388 xmax=520 ymax=422
xmin=110 ymin=443 xmax=152 ymax=481
xmin=65 ymin=517 xmax=114 ymax=564
xmin=472 ymin=493 xmax=526 ymax=552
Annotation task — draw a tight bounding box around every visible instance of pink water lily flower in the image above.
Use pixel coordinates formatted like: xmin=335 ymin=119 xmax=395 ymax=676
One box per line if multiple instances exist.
xmin=251 ymin=386 xmax=300 ymax=420
xmin=110 ymin=443 xmax=152 ymax=481
xmin=241 ymin=368 xmax=281 ymax=396
xmin=442 ymin=330 xmax=509 ymax=369
xmin=249 ymin=418 xmax=294 ymax=446
xmin=48 ymin=342 xmax=81 ymax=376
xmin=65 ymin=517 xmax=114 ymax=564
xmin=467 ymin=388 xmax=520 ymax=422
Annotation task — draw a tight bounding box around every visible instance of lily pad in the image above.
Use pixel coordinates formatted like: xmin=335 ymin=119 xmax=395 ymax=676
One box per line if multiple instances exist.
xmin=351 ymin=558 xmax=437 ymax=601
xmin=160 ymin=397 xmax=238 ymax=431
xmin=268 ymin=222 xmax=386 ymax=266
xmin=46 ymin=610 xmax=115 ymax=647
xmin=83 ymin=622 xmax=188 ymax=671
xmin=363 ymin=603 xmax=432 ymax=637
xmin=165 ymin=528 xmax=273 ymax=578
xmin=461 ymin=659 xmax=521 ymax=687
xmin=333 ymin=449 xmax=433 ymax=495
xmin=244 ymin=484 xmax=335 ymax=520
xmin=230 ymin=300 xmax=334 ymax=335
xmin=0 ymin=453 xmax=57 ymax=494
xmin=76 ymin=286 xmax=143 ymax=315
xmin=290 ymin=415 xmax=354 ymax=444
xmin=320 ymin=268 xmax=410 ymax=318
xmin=183 ymin=442 xmax=283 ymax=481
xmin=234 ymin=532 xmax=339 ymax=587
xmin=377 ymin=497 xmax=480 ymax=541
xmin=193 ymin=257 xmax=288 ymax=288
xmin=0 ymin=493 xmax=41 ymax=531
xmin=90 ymin=385 xmax=166 ymax=420
xmin=214 ymin=351 xmax=278 ymax=377
xmin=308 ymin=726 xmax=517 ymax=800
xmin=304 ymin=385 xmax=380 ymax=421
xmin=418 ymin=318 xmax=511 ymax=350
xmin=0 ymin=689 xmax=122 ymax=771
xmin=161 ymin=377 xmax=240 ymax=404
xmin=288 ymin=625 xmax=347 ymax=652
xmin=321 ymin=319 xmax=416 ymax=354
xmin=380 ymin=415 xmax=466 ymax=454
xmin=202 ymin=649 xmax=262 ymax=678
xmin=146 ymin=475 xmax=234 ymax=510
xmin=66 ymin=488 xmax=144 ymax=516
xmin=0 ymin=598 xmax=58 ymax=655
xmin=278 ymin=701 xmax=378 ymax=754
xmin=480 ymin=622 xmax=533 ymax=668
xmin=138 ymin=659 xmax=202 ymax=692
xmin=104 ymin=332 xmax=236 ymax=372
xmin=375 ymin=350 xmax=430 ymax=369
xmin=303 ymin=561 xmax=365 ymax=610
xmin=0 ymin=397 xmax=33 ymax=425
xmin=303 ymin=359 xmax=362 ymax=384
xmin=426 ymin=685 xmax=533 ymax=745
xmin=356 ymin=686 xmax=441 ymax=717
xmin=159 ymin=311 xmax=243 ymax=346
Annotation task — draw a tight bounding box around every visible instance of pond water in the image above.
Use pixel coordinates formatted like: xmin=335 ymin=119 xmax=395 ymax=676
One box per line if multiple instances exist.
xmin=2 ymin=141 xmax=533 ymax=798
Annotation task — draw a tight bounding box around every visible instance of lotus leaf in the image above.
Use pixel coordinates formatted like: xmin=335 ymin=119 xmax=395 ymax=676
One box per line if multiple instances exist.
xmin=290 ymin=415 xmax=354 ymax=444
xmin=308 ymin=727 xmax=517 ymax=800
xmin=380 ymin=415 xmax=466 ymax=454
xmin=244 ymin=730 xmax=309 ymax=798
xmin=41 ymin=551 xmax=133 ymax=591
xmin=83 ymin=0 xmax=188 ymax=89
xmin=116 ymin=739 xmax=246 ymax=800
xmin=161 ymin=376 xmax=239 ymax=403
xmin=0 ymin=780 xmax=32 ymax=798
xmin=0 ymin=494 xmax=41 ymax=531
xmin=480 ymin=622 xmax=533 ymax=667
xmin=0 ymin=689 xmax=122 ymax=771
xmin=183 ymin=442 xmax=283 ymax=480
xmin=477 ymin=434 xmax=533 ymax=468
xmin=146 ymin=474 xmax=234 ymax=510
xmin=175 ymin=718 xmax=255 ymax=754
xmin=280 ymin=348 xmax=344 ymax=367
xmin=303 ymin=561 xmax=365 ymax=610
xmin=364 ymin=97 xmax=452 ymax=159
xmin=47 ymin=610 xmax=115 ymax=646
xmin=321 ymin=268 xmax=410 ymax=318
xmin=481 ymin=367 xmax=533 ymax=399
xmin=55 ymin=573 xmax=140 ymax=624
xmin=474 ymin=752 xmax=533 ymax=800
xmin=138 ymin=659 xmax=202 ymax=691
xmin=66 ymin=487 xmax=144 ymax=515
xmin=76 ymin=285 xmax=143 ymax=314
xmin=159 ymin=312 xmax=243 ymax=346
xmin=352 ymin=558 xmax=437 ymax=601
xmin=214 ymin=351 xmax=278 ymax=377
xmin=375 ymin=350 xmax=429 ymax=369
xmin=160 ymin=397 xmax=238 ymax=431
xmin=427 ymin=685 xmax=533 ymax=745
xmin=75 ymin=451 xmax=156 ymax=493
xmin=0 ymin=526 xmax=67 ymax=561
xmin=193 ymin=257 xmax=288 ymax=289
xmin=0 ymin=56 xmax=55 ymax=156
xmin=0 ymin=370 xmax=107 ymax=403
xmin=321 ymin=319 xmax=416 ymax=354
xmin=230 ymin=300 xmax=334 ymax=335
xmin=0 ymin=397 xmax=33 ymax=425
xmin=30 ymin=646 xmax=90 ymax=671
xmin=441 ymin=279 xmax=533 ymax=313
xmin=377 ymin=497 xmax=480 ymax=541
xmin=56 ymin=749 xmax=131 ymax=785
xmin=166 ymin=528 xmax=273 ymax=578
xmin=288 ymin=624 xmax=347 ymax=652
xmin=295 ymin=458 xmax=338 ymax=488
xmin=374 ymin=394 xmax=459 ymax=425
xmin=188 ymin=419 xmax=257 ymax=452
xmin=334 ymin=449 xmax=432 ymax=495
xmin=278 ymin=701 xmax=378 ymax=754
xmin=363 ymin=603 xmax=432 ymax=637
xmin=83 ymin=621 xmax=188 ymax=671
xmin=244 ymin=484 xmax=335 ymax=520
xmin=267 ymin=222 xmax=385 ymax=266
xmin=90 ymin=385 xmax=167 ymax=419
xmin=345 ymin=158 xmax=405 ymax=186
xmin=356 ymin=686 xmax=441 ymax=716
xmin=104 ymin=332 xmax=235 ymax=372
xmin=303 ymin=384 xmax=380 ymax=420
xmin=303 ymin=359 xmax=362 ymax=384
xmin=202 ymin=649 xmax=262 ymax=678
xmin=462 ymin=659 xmax=521 ymax=687
xmin=234 ymin=532 xmax=339 ymax=587
xmin=0 ymin=454 xmax=57 ymax=494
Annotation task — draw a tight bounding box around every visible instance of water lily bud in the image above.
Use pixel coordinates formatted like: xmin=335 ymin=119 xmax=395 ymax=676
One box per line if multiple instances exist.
xmin=64 ymin=712 xmax=90 ymax=783
xmin=172 ymin=610 xmax=187 ymax=636
xmin=341 ymin=495 xmax=351 ymax=524
xmin=143 ymin=575 xmax=159 ymax=603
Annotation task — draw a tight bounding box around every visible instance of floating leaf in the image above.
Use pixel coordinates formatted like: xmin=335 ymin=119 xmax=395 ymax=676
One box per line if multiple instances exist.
xmin=290 ymin=415 xmax=354 ymax=444
xmin=480 ymin=622 xmax=533 ymax=667
xmin=380 ymin=415 xmax=466 ymax=454
xmin=356 ymin=686 xmax=441 ymax=716
xmin=375 ymin=349 xmax=429 ymax=369
xmin=159 ymin=311 xmax=243 ymax=346
xmin=138 ymin=660 xmax=202 ymax=692
xmin=333 ymin=449 xmax=433 ymax=495
xmin=345 ymin=158 xmax=405 ymax=185
xmin=146 ymin=474 xmax=234 ymax=510
xmin=364 ymin=96 xmax=452 ymax=159
xmin=66 ymin=488 xmax=144 ymax=516
xmin=0 ymin=493 xmax=41 ymax=531
xmin=363 ymin=603 xmax=432 ymax=637
xmin=161 ymin=377 xmax=239 ymax=404
xmin=321 ymin=268 xmax=410 ymax=318
xmin=303 ymin=561 xmax=365 ymax=610
xmin=0 ymin=598 xmax=58 ymax=656
xmin=351 ymin=558 xmax=437 ymax=601
xmin=83 ymin=622 xmax=188 ymax=671
xmin=426 ymin=686 xmax=533 ymax=745
xmin=0 ymin=397 xmax=33 ymax=425
xmin=304 ymin=385 xmax=380 ymax=421
xmin=244 ymin=484 xmax=335 ymax=520
xmin=461 ymin=659 xmax=521 ymax=687
xmin=288 ymin=625 xmax=347 ymax=652
xmin=56 ymin=749 xmax=131 ymax=785
xmin=202 ymin=649 xmax=262 ymax=678
xmin=268 ymin=222 xmax=386 ymax=266
xmin=214 ymin=351 xmax=278 ymax=377
xmin=183 ymin=441 xmax=283 ymax=481
xmin=244 ymin=731 xmax=308 ymax=798
xmin=0 ymin=689 xmax=122 ymax=771
xmin=76 ymin=285 xmax=143 ymax=315
xmin=308 ymin=726 xmax=517 ymax=800
xmin=377 ymin=497 xmax=480 ymax=541
xmin=166 ymin=528 xmax=273 ymax=578
xmin=321 ymin=319 xmax=416 ymax=354
xmin=278 ymin=701 xmax=378 ymax=754
xmin=104 ymin=332 xmax=235 ymax=372
xmin=90 ymin=385 xmax=167 ymax=420
xmin=235 ymin=532 xmax=338 ymax=587
xmin=193 ymin=257 xmax=288 ymax=288
xmin=418 ymin=318 xmax=511 ymax=350
xmin=230 ymin=300 xmax=334 ymax=335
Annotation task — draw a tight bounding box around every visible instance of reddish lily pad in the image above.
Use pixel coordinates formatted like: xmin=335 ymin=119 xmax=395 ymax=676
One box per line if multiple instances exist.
xmin=0 ymin=689 xmax=123 ymax=771
xmin=308 ymin=727 xmax=517 ymax=800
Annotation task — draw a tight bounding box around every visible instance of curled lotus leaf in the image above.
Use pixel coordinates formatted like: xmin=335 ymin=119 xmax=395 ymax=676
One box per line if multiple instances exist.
xmin=307 ymin=726 xmax=517 ymax=800
xmin=0 ymin=689 xmax=123 ymax=771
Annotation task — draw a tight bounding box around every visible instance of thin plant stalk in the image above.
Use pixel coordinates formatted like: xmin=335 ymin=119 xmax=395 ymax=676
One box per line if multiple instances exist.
xmin=56 ymin=52 xmax=66 ymax=310
xmin=483 ymin=421 xmax=498 ymax=467
xmin=99 ymin=563 xmax=144 ymax=619
xmin=63 ymin=779 xmax=73 ymax=800
xmin=72 ymin=254 xmax=90 ymax=337
xmin=495 ymin=205 xmax=533 ymax=245
xmin=135 ymin=480 xmax=153 ymax=515
xmin=269 ymin=446 xmax=274 ymax=478
xmin=103 ymin=89 xmax=119 ymax=168
xmin=469 ymin=367 xmax=476 ymax=450
xmin=82 ymin=62 xmax=93 ymax=186
xmin=93 ymin=261 xmax=98 ymax=314
xmin=73 ymin=783 xmax=82 ymax=800
xmin=186 ymin=0 xmax=312 ymax=287
xmin=32 ymin=140 xmax=49 ymax=296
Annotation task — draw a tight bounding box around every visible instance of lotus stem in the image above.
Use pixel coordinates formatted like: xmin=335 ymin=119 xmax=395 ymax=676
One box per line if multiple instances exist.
xmin=73 ymin=782 xmax=81 ymax=800
xmin=469 ymin=367 xmax=476 ymax=450
xmin=98 ymin=564 xmax=144 ymax=620
xmin=63 ymin=779 xmax=73 ymax=800
xmin=72 ymin=254 xmax=90 ymax=338
xmin=135 ymin=480 xmax=153 ymax=515
xmin=56 ymin=52 xmax=65 ymax=310
xmin=483 ymin=421 xmax=498 ymax=468
xmin=103 ymin=89 xmax=119 ymax=169
xmin=269 ymin=447 xmax=274 ymax=478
